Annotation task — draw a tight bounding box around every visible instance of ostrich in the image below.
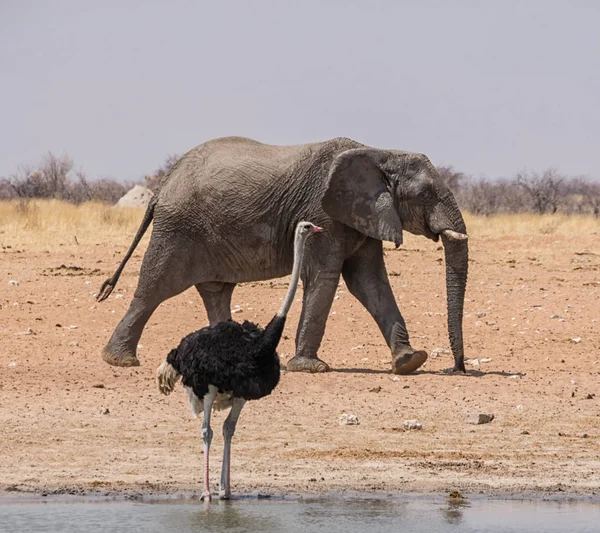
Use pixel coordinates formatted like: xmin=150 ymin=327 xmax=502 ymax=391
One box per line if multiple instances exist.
xmin=156 ymin=221 xmax=324 ymax=500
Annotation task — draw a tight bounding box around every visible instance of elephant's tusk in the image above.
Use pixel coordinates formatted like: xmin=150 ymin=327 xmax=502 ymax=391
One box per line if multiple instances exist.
xmin=442 ymin=229 xmax=468 ymax=241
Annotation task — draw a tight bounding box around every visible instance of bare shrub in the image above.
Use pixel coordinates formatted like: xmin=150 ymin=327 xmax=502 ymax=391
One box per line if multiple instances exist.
xmin=437 ymin=165 xmax=465 ymax=194
xmin=516 ymin=169 xmax=565 ymax=215
xmin=145 ymin=154 xmax=180 ymax=193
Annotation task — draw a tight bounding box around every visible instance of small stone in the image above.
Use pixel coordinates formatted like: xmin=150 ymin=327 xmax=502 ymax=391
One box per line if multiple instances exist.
xmin=403 ymin=420 xmax=422 ymax=430
xmin=571 ymin=337 xmax=582 ymax=343
xmin=101 ymin=408 xmax=110 ymax=415
xmin=15 ymin=328 xmax=35 ymax=335
xmin=508 ymin=374 xmax=521 ymax=379
xmin=430 ymin=348 xmax=449 ymax=358
xmin=550 ymin=315 xmax=564 ymax=320
xmin=351 ymin=344 xmax=365 ymax=350
xmin=476 ymin=312 xmax=486 ymax=318
xmin=232 ymin=308 xmax=243 ymax=314
xmin=368 ymin=386 xmax=382 ymax=393
xmin=390 ymin=377 xmax=400 ymax=382
xmin=92 ymin=384 xmax=105 ymax=389
xmin=8 ymin=280 xmax=20 ymax=286
xmin=8 ymin=361 xmax=17 ymax=367
xmin=466 ymin=412 xmax=494 ymax=425
xmin=465 ymin=358 xmax=480 ymax=367
xmin=480 ymin=358 xmax=492 ymax=363
xmin=339 ymin=413 xmax=359 ymax=426
xmin=521 ymin=430 xmax=530 ymax=435
xmin=585 ymin=393 xmax=595 ymax=400
xmin=68 ymin=341 xmax=79 ymax=347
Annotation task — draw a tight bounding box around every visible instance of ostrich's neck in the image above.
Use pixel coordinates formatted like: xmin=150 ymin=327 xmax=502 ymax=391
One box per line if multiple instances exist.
xmin=276 ymin=232 xmax=306 ymax=318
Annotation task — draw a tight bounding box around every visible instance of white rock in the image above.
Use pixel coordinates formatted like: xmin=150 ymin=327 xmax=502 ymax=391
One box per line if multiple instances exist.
xmin=480 ymin=358 xmax=492 ymax=363
xmin=339 ymin=413 xmax=360 ymax=426
xmin=403 ymin=419 xmax=422 ymax=430
xmin=476 ymin=312 xmax=486 ymax=318
xmin=465 ymin=358 xmax=480 ymax=367
xmin=508 ymin=374 xmax=521 ymax=379
xmin=571 ymin=337 xmax=582 ymax=343
xmin=8 ymin=361 xmax=17 ymax=367
xmin=232 ymin=308 xmax=244 ymax=314
xmin=8 ymin=280 xmax=20 ymax=286
xmin=115 ymin=184 xmax=153 ymax=208
xmin=431 ymin=348 xmax=449 ymax=358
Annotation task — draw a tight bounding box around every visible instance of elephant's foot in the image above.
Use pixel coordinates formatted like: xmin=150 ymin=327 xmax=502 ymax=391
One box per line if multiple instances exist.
xmin=391 ymin=346 xmax=428 ymax=375
xmin=286 ymin=356 xmax=330 ymax=373
xmin=101 ymin=345 xmax=140 ymax=367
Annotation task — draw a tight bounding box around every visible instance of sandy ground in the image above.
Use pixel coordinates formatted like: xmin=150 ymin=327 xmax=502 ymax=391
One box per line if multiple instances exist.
xmin=1 ymin=230 xmax=599 ymax=500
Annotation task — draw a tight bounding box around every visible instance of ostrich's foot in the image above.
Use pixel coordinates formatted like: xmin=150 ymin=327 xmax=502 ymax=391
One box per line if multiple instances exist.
xmin=101 ymin=345 xmax=140 ymax=367
xmin=391 ymin=346 xmax=428 ymax=375
xmin=200 ymin=490 xmax=212 ymax=501
xmin=219 ymin=489 xmax=231 ymax=500
xmin=286 ymin=356 xmax=330 ymax=373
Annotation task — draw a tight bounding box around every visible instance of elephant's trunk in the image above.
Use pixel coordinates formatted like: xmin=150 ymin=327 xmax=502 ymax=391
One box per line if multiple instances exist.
xmin=441 ymin=235 xmax=468 ymax=372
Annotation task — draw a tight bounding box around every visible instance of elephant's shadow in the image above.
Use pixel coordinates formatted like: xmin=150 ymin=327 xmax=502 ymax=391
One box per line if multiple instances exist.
xmin=331 ymin=368 xmax=526 ymax=378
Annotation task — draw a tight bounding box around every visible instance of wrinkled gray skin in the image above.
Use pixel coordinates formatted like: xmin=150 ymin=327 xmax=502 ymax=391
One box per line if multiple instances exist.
xmin=98 ymin=137 xmax=468 ymax=374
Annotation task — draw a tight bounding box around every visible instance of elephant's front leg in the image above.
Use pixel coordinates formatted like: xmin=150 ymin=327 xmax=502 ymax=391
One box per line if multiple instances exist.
xmin=341 ymin=239 xmax=428 ymax=375
xmin=286 ymin=270 xmax=341 ymax=373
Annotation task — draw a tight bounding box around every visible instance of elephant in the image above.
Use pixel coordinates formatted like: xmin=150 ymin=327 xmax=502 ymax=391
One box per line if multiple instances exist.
xmin=97 ymin=136 xmax=468 ymax=374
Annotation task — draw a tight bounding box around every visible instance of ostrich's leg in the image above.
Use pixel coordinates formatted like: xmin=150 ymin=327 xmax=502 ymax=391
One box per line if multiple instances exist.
xmin=200 ymin=386 xmax=217 ymax=501
xmin=219 ymin=398 xmax=246 ymax=500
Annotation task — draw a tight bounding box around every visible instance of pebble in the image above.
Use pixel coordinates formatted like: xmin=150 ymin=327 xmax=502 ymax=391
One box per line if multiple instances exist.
xmin=339 ymin=413 xmax=360 ymax=426
xmin=232 ymin=308 xmax=243 ymax=314
xmin=466 ymin=412 xmax=494 ymax=425
xmin=571 ymin=337 xmax=582 ymax=343
xmin=550 ymin=315 xmax=564 ymax=320
xmin=101 ymin=408 xmax=110 ymax=415
xmin=403 ymin=420 xmax=422 ymax=430
xmin=8 ymin=280 xmax=20 ymax=286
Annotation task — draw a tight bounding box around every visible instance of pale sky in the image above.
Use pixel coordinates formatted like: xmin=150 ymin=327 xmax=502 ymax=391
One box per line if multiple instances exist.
xmin=1 ymin=0 xmax=598 ymax=182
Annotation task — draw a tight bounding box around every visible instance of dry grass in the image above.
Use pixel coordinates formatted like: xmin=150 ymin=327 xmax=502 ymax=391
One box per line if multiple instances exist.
xmin=1 ymin=200 xmax=598 ymax=252
xmin=463 ymin=212 xmax=600 ymax=237
xmin=0 ymin=199 xmax=146 ymax=250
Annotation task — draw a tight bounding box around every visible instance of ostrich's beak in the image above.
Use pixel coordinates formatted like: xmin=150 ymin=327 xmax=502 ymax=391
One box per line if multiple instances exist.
xmin=313 ymin=226 xmax=325 ymax=233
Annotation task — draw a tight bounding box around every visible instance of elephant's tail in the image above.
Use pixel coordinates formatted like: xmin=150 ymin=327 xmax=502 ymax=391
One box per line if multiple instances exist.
xmin=96 ymin=198 xmax=156 ymax=302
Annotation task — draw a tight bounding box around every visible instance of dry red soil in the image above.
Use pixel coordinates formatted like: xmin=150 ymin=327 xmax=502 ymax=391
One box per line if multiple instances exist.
xmin=1 ymin=232 xmax=599 ymax=499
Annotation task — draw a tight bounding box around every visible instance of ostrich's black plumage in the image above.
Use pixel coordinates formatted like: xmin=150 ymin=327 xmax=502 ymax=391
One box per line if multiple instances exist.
xmin=166 ymin=316 xmax=284 ymax=401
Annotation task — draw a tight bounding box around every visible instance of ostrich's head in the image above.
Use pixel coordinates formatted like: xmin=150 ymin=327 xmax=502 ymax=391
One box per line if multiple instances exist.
xmin=296 ymin=221 xmax=324 ymax=238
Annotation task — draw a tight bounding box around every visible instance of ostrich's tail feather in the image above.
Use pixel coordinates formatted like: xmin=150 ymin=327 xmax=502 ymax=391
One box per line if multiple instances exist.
xmin=157 ymin=360 xmax=181 ymax=395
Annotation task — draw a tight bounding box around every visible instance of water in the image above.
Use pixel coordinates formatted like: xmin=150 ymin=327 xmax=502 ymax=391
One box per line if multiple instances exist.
xmin=1 ymin=495 xmax=599 ymax=533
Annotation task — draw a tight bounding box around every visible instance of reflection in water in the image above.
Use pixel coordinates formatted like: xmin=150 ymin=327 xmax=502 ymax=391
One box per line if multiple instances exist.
xmin=1 ymin=496 xmax=600 ymax=533
xmin=182 ymin=500 xmax=281 ymax=533
xmin=441 ymin=498 xmax=470 ymax=526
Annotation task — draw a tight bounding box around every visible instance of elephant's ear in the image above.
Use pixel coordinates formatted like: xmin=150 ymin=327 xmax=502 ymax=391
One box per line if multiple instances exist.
xmin=322 ymin=149 xmax=403 ymax=246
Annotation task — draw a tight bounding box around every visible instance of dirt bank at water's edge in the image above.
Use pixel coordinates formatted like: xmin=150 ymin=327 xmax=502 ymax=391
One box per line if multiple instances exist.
xmin=1 ymin=233 xmax=599 ymax=498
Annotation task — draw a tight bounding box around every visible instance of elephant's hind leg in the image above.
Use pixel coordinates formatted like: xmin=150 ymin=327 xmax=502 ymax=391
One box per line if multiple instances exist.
xmin=102 ymin=234 xmax=202 ymax=367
